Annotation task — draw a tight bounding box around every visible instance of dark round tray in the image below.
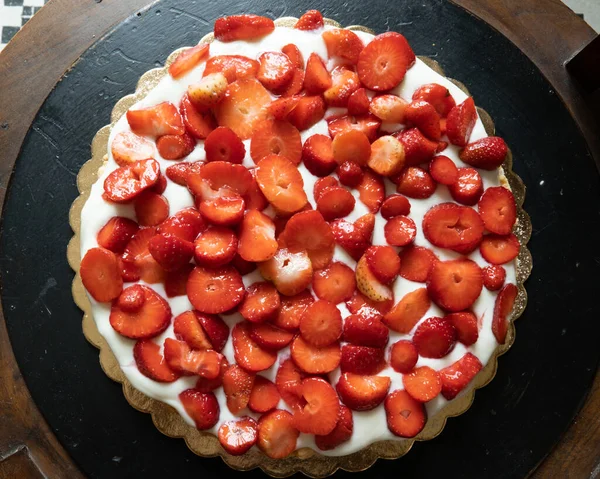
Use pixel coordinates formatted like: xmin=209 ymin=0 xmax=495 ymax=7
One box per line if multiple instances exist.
xmin=1 ymin=1 xmax=599 ymax=478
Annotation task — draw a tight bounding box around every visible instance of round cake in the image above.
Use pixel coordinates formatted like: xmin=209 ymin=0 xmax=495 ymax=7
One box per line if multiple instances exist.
xmin=75 ymin=9 xmax=527 ymax=467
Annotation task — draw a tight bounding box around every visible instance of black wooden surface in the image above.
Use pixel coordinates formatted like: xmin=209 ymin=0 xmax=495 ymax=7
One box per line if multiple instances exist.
xmin=1 ymin=1 xmax=600 ymax=477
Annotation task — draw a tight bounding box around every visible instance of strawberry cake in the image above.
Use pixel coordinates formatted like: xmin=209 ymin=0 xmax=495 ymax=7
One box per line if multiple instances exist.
xmin=77 ymin=10 xmax=522 ymax=461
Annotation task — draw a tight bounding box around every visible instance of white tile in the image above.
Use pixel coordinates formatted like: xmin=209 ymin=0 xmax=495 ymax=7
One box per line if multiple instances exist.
xmin=0 ymin=6 xmax=23 ymax=27
xmin=23 ymin=0 xmax=46 ymax=6
xmin=563 ymin=0 xmax=600 ymax=32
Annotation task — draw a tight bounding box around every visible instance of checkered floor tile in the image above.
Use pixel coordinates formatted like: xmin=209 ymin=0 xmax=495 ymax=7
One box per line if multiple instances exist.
xmin=0 ymin=0 xmax=49 ymax=52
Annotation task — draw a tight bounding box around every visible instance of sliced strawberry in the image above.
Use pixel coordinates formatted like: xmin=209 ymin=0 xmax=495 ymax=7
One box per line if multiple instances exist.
xmin=127 ymin=102 xmax=184 ymax=137
xmin=164 ymin=338 xmax=221 ymax=377
xmin=111 ymin=131 xmax=155 ymax=167
xmin=148 ymin=233 xmax=194 ymax=271
xmin=480 ymin=233 xmax=520 ymax=265
xmin=460 ymin=137 xmax=508 ymax=170
xmin=214 ymin=78 xmax=271 ymax=140
xmin=449 ymin=167 xmax=483 ymax=206
xmin=396 ymin=127 xmax=439 ymax=166
xmin=364 ymin=246 xmax=400 ymax=284
xmin=336 ymin=373 xmax=390 ymax=412
xmin=299 ymin=300 xmax=343 ymax=347
xmin=214 ymin=14 xmax=274 ymax=42
xmin=295 ymin=9 xmax=324 ymax=30
xmin=478 ymin=186 xmax=517 ymax=235
xmin=492 ymin=283 xmax=518 ymax=344
xmin=313 ymin=261 xmax=356 ymax=304
xmin=383 ymin=287 xmax=431 ymax=333
xmin=327 ymin=114 xmax=381 ymax=142
xmin=245 ymin=170 xmax=269 ymax=211
xmin=278 ymin=68 xmax=305 ymax=97
xmin=165 ymin=264 xmax=194 ymax=297
xmin=249 ymin=322 xmax=294 ymax=350
xmin=187 ymin=265 xmax=245 ymax=313
xmin=355 ymin=255 xmax=393 ymax=302
xmin=204 ymin=55 xmax=260 ymax=82
xmin=150 ymin=173 xmax=167 ymax=195
xmin=249 ymin=376 xmax=280 ymax=413
xmin=403 ymin=366 xmax=442 ymax=402
xmin=165 ymin=161 xmax=202 ymax=186
xmin=369 ymin=94 xmax=408 ymax=123
xmin=381 ymin=194 xmax=411 ymax=219
xmin=257 ymin=51 xmax=294 ymax=92
xmin=169 ymin=43 xmax=209 ymax=79
xmin=193 ymin=226 xmax=237 ymax=268
xmin=173 ymin=311 xmax=211 ymax=350
xmin=429 ymin=155 xmax=458 ymax=186
xmin=293 ymin=378 xmax=340 ymax=435
xmin=313 ymin=176 xmax=339 ymax=201
xmin=322 ymin=28 xmax=363 ymax=64
xmin=390 ymin=340 xmax=418 ymax=373
xmin=203 ymin=126 xmax=245 ymax=164
xmin=267 ymin=96 xmax=301 ymax=120
xmin=384 ymin=215 xmax=417 ymax=247
xmin=180 ymin=93 xmax=216 ymax=139
xmin=156 ymin=133 xmax=195 ymax=162
xmin=412 ymin=83 xmax=456 ymax=117
xmin=81 ymin=247 xmax=123 ymax=302
xmin=395 ymin=166 xmax=436 ymax=199
xmin=368 ymin=135 xmax=406 ymax=177
xmin=103 ymin=159 xmax=160 ymax=203
xmin=190 ymin=160 xmax=252 ymax=198
xmin=286 ymin=95 xmax=326 ymax=131
xmin=324 ymin=66 xmax=360 ymax=107
xmin=195 ymin=356 xmax=229 ymax=392
xmin=281 ymin=44 xmax=304 ymax=69
xmin=110 ymin=286 xmax=170 ymax=338
xmin=250 ymin=119 xmax=302 ymax=165
xmin=316 ymin=186 xmax=355 ymax=221
xmin=447 ymin=311 xmax=479 ymax=346
xmin=259 ymin=248 xmax=313 ymax=296
xmin=337 ymin=161 xmax=364 ymax=188
xmin=119 ymin=257 xmax=140 ymax=282
xmin=188 ymin=72 xmax=228 ymax=110
xmin=413 ymin=316 xmax=457 ymax=359
xmin=275 ymin=358 xmax=306 ymax=409
xmin=385 ymin=389 xmax=426 ymax=437
xmin=483 ymin=264 xmax=506 ymax=291
xmin=180 ymin=389 xmax=220 ymax=430
xmin=198 ymin=195 xmax=245 ymax=227
xmin=357 ymin=170 xmax=385 ymax=213
xmin=134 ymin=340 xmax=180 ymax=382
xmin=422 ymin=203 xmax=484 ymax=251
xmin=222 ymin=364 xmax=255 ymax=413
xmin=195 ymin=313 xmax=228 ymax=352
xmin=302 ymin=134 xmax=337 ymax=177
xmin=273 ymin=290 xmax=314 ymax=331
xmin=446 ymin=97 xmax=477 ymax=147
xmin=332 ymin=129 xmax=371 ymax=167
xmin=331 ymin=213 xmax=375 ymax=261
xmin=290 ymin=336 xmax=341 ymax=374
xmin=342 ymin=312 xmax=389 ymax=348
xmin=347 ymin=88 xmax=370 ymax=116
xmin=357 ymin=32 xmax=415 ymax=90
xmin=236 ymin=212 xmax=276 ymax=264
xmin=428 ymin=259 xmax=483 ymax=312
xmin=123 ymin=227 xmax=164 ymax=284
xmin=439 ymin=352 xmax=483 ymax=399
xmin=257 ymin=410 xmax=299 ymax=459
xmin=303 ymin=52 xmax=332 ymax=94
xmin=346 ymin=290 xmax=394 ymax=316
xmin=218 ymin=417 xmax=258 ymax=456
xmin=404 ymin=100 xmax=441 ymax=141
xmin=97 ymin=217 xmax=139 ymax=254
xmin=239 ymin=282 xmax=281 ymax=323
xmin=158 ymin=208 xmax=205 ymax=242
xmin=231 ymin=254 xmax=256 ymax=276
xmin=340 ymin=344 xmax=385 ymax=375
xmin=315 ymin=405 xmax=353 ymax=451
xmin=255 ymin=154 xmax=308 ymax=214
xmin=117 ymin=284 xmax=145 ymax=313
xmin=232 ymin=322 xmax=277 ymax=372
xmin=133 ymin=191 xmax=169 ymax=227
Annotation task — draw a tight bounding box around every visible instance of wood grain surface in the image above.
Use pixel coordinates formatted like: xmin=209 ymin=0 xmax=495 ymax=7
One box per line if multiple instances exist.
xmin=0 ymin=1 xmax=597 ymax=477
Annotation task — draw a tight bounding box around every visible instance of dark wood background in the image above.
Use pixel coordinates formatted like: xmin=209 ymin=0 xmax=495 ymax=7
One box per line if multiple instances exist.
xmin=0 ymin=0 xmax=598 ymax=477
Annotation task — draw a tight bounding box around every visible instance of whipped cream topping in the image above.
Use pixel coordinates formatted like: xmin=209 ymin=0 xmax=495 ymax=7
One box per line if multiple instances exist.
xmin=80 ymin=25 xmax=516 ymax=456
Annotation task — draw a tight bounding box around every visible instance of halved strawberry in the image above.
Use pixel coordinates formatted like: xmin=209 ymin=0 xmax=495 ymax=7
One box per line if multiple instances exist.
xmin=355 ymin=255 xmax=393 ymax=302
xmin=316 ymin=186 xmax=355 ymax=221
xmin=346 ymin=290 xmax=393 ymax=316
xmin=281 ymin=44 xmax=304 ymax=69
xmin=163 ymin=338 xmax=221 ymax=377
xmin=369 ymin=94 xmax=408 ymax=123
xmin=322 ymin=29 xmax=363 ymax=64
xmin=156 ymin=133 xmax=195 ymax=160
xmin=340 ymin=344 xmax=385 ymax=375
xmin=165 ymin=264 xmax=194 ymax=298
xmin=236 ymin=210 xmax=277 ymax=263
xmin=117 ymin=284 xmax=145 ymax=313
xmin=327 ymin=114 xmax=381 ymax=142
xmin=189 ymin=160 xmax=252 ymax=198
xmin=239 ymin=282 xmax=281 ymax=323
xmin=302 ymin=134 xmax=337 ymax=177
xmin=413 ymin=316 xmax=457 ymax=359
xmin=169 ymin=43 xmax=209 ymax=79
xmin=294 ymin=378 xmax=340 ymax=436
xmin=390 ymin=340 xmax=418 ymax=373
xmin=478 ymin=186 xmax=517 ymax=235
xmin=396 ymin=127 xmax=438 ymax=166
xmin=173 ymin=310 xmax=212 ymax=350
xmin=332 ymin=129 xmax=371 ymax=167
xmin=249 ymin=322 xmax=294 ymax=350
xmin=337 ymin=161 xmax=364 ymax=188
xmin=111 ymin=131 xmax=155 ymax=167
xmin=460 ymin=137 xmax=508 ymax=170
xmin=204 ymin=54 xmax=259 ymax=82
xmin=304 ymin=53 xmax=332 ymax=94
xmin=357 ymin=170 xmax=385 ymax=213
xmin=313 ymin=177 xmax=339 ymax=202
xmin=187 ymin=265 xmax=245 ymax=313
xmin=492 ymin=283 xmax=518 ymax=344
xmin=198 ymin=195 xmax=245 ymax=227
xmin=273 ymin=290 xmax=314 ymax=331
xmin=331 ymin=213 xmax=375 ymax=261
xmin=222 ymin=364 xmax=255 ymax=413
xmin=214 ymin=14 xmax=274 ymax=42
xmin=97 ymin=217 xmax=139 ymax=254
xmin=449 ymin=167 xmax=483 ymax=206
xmin=203 ymin=126 xmax=245 ymax=164
xmin=134 ymin=191 xmax=170 ymax=227
xmin=422 ymin=203 xmax=484 ymax=251
xmin=384 ymin=215 xmax=417 ymax=247
xmin=259 ymin=248 xmax=313 ymax=296
xmin=249 ymin=376 xmax=281 ymax=413
xmin=278 ymin=68 xmax=305 ymax=97
xmin=193 ymin=226 xmax=238 ymax=268
xmin=446 ymin=97 xmax=477 ymax=147
xmin=324 ymin=66 xmax=360 ymax=107
xmin=196 ymin=356 xmax=229 ymax=392
xmin=315 ymin=405 xmax=353 ymax=451
xmin=81 ymin=247 xmax=123 ymax=302
xmin=250 ymin=119 xmax=302 ymax=165
xmin=357 ymin=32 xmax=415 ymax=90
xmin=267 ymin=96 xmax=301 ymax=120
xmin=295 ymin=9 xmax=324 ymax=30
xmin=447 ymin=311 xmax=479 ymax=346
xmin=196 ymin=313 xmax=229 ymax=352
xmin=403 ymin=366 xmax=442 ymax=402
xmin=110 ymin=285 xmax=169 ymax=338
xmin=412 ymin=83 xmax=456 ymax=117
xmin=364 ymin=246 xmax=401 ymax=284
xmin=286 ymin=95 xmax=326 ymax=131
xmin=126 ymin=102 xmax=185 ymax=137
xmin=180 ymin=94 xmax=216 ymax=139
xmin=381 ymin=195 xmax=411 ymax=219
xmin=291 ymin=336 xmax=341 ymax=374
xmin=232 ymin=321 xmax=277 ymax=372
xmin=165 ymin=161 xmax=202 ymax=186
xmin=404 ymin=100 xmax=441 ymax=141
xmin=429 ymin=155 xmax=458 ymax=185
xmin=134 ymin=340 xmax=180 ymax=382
xmin=368 ymin=135 xmax=406 ymax=177
xmin=180 ymin=389 xmax=220 ymax=430
xmin=218 ymin=417 xmax=258 ymax=456
xmin=255 ymin=154 xmax=308 ymax=214
xmin=245 ymin=170 xmax=269 ymax=211
xmin=385 ymin=389 xmax=426 ymax=438
xmin=148 ymin=233 xmax=194 ymax=271
xmin=214 ymin=78 xmax=271 ymax=140
xmin=299 ymin=300 xmax=343 ymax=347
xmin=347 ymin=88 xmax=370 ymax=116
xmin=480 ymin=233 xmax=520 ymax=265
xmin=483 ymin=265 xmax=506 ymax=291
xmin=188 ymin=72 xmax=228 ymax=111
xmin=383 ymin=287 xmax=431 ymax=333
xmin=158 ymin=208 xmax=205 ymax=242
xmin=257 ymin=51 xmax=294 ymax=92
xmin=313 ymin=261 xmax=356 ymax=304
xmin=395 ymin=166 xmax=436 ymax=199
xmin=123 ymin=227 xmax=164 ymax=284
xmin=439 ymin=352 xmax=483 ymax=400
xmin=257 ymin=410 xmax=299 ymax=459
xmin=232 ymin=253 xmax=256 ymax=276
xmin=428 ymin=259 xmax=483 ymax=312
xmin=275 ymin=358 xmax=306 ymax=409
xmin=342 ymin=312 xmax=389 ymax=348
xmin=150 ymin=173 xmax=167 ymax=195
xmin=103 ymin=159 xmax=160 ymax=203
xmin=119 ymin=257 xmax=141 ymax=283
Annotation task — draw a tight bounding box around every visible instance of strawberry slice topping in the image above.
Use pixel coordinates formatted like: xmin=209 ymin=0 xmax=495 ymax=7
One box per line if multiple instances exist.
xmin=483 ymin=265 xmax=506 ymax=291
xmin=316 ymin=186 xmax=355 ymax=221
xmin=257 ymin=410 xmax=299 ymax=459
xmin=492 ymin=283 xmax=518 ymax=344
xmin=275 ymin=358 xmax=306 ymax=409
xmin=156 ymin=132 xmax=195 ymax=160
xmin=404 ymin=100 xmax=442 ymax=141
xmin=232 ymin=322 xmax=277 ymax=373
xmin=304 ymin=53 xmax=332 ymax=94
xmin=222 ymin=364 xmax=255 ymax=413
xmin=126 ymin=102 xmax=185 ymax=137
xmin=429 ymin=155 xmax=459 ymax=185
xmin=173 ymin=311 xmax=213 ymax=350
xmin=110 ymin=285 xmax=170 ymax=339
xmin=214 ymin=15 xmax=275 ymax=42
xmin=403 ymin=366 xmax=442 ymax=402
xmin=258 ymin=248 xmax=313 ymax=297
xmin=302 ymin=134 xmax=337 ymax=177
xmin=281 ymin=44 xmax=304 ymax=69
xmin=256 ymin=154 xmax=308 ymax=214
xmin=331 ymin=213 xmax=375 ymax=261
xmin=324 ymin=66 xmax=360 ymax=107
xmin=165 ymin=264 xmax=194 ymax=298
xmin=193 ymin=226 xmax=238 ymax=268
xmin=396 ymin=127 xmax=439 ymax=166
xmin=273 ymin=290 xmax=314 ymax=331
xmin=322 ymin=29 xmax=364 ymax=64
xmin=449 ymin=167 xmax=483 ymax=206
xmin=384 ymin=215 xmax=417 ymax=247
xmin=337 ymin=161 xmax=364 ymax=188
xmin=188 ymin=72 xmax=228 ymax=110
xmin=395 ymin=166 xmax=436 ymax=199
xmin=267 ymin=95 xmax=301 ymax=120
xmin=369 ymin=94 xmax=408 ymax=123
xmin=203 ymin=126 xmax=246 ymax=164
xmin=134 ymin=191 xmax=170 ymax=227
xmin=249 ymin=376 xmax=281 ymax=413
xmin=342 ymin=312 xmax=389 ymax=348
xmin=250 ymin=119 xmax=302 ymax=165
xmin=295 ymin=9 xmax=324 ymax=30
xmin=179 ymin=94 xmax=216 ymax=139
xmin=332 ymin=129 xmax=371 ymax=167
xmin=480 ymin=233 xmax=520 ymax=265
xmin=315 ymin=405 xmax=353 ymax=451
xmin=423 ymin=203 xmax=484 ymax=251
xmin=347 ymin=88 xmax=371 ymax=116
xmin=390 ymin=340 xmax=418 ymax=373
xmin=169 ymin=44 xmax=209 ymax=79
xmin=357 ymin=170 xmax=385 ymax=213
xmin=163 ymin=338 xmax=221 ymax=377
xmin=249 ymin=322 xmax=294 ymax=350
xmin=340 ymin=344 xmax=385 ymax=375
xmin=179 ymin=389 xmax=220 ymax=430
xmin=286 ymin=95 xmax=326 ymax=130
xmin=327 ymin=114 xmax=381 ymax=142
xmin=313 ymin=261 xmax=356 ymax=304
xmin=97 ymin=217 xmax=139 ymax=254
xmin=439 ymin=353 xmax=483 ymax=400
xmin=336 ymin=372 xmax=390 ymax=411
xmin=446 ymin=97 xmax=477 ymax=147
xmin=381 ymin=195 xmax=411 ymax=219
xmin=460 ymin=137 xmax=508 ymax=170
xmin=385 ymin=389 xmax=426 ymax=438
xmin=218 ymin=417 xmax=258 ymax=456
xmin=383 ymin=287 xmax=431 ymax=334
xmin=204 ymin=55 xmax=260 ymax=82
xmin=237 ymin=209 xmax=277 ymax=263
xmin=257 ymin=51 xmax=295 ymax=92
xmin=134 ymin=340 xmax=180 ymax=383
xmin=158 ymin=208 xmax=205 ymax=242
xmin=117 ymin=284 xmax=145 ymax=313
xmin=299 ymin=300 xmax=343 ymax=347
xmin=187 ymin=265 xmax=245 ymax=314
xmin=293 ymin=377 xmax=340 ymax=435
xmin=412 ymin=83 xmax=456 ymax=117
xmin=81 ymin=247 xmax=123 ymax=302
xmin=111 ymin=131 xmax=155 ymax=167
xmin=428 ymin=259 xmax=483 ymax=312
xmin=239 ymin=282 xmax=281 ymax=323
xmin=290 ymin=336 xmax=341 ymax=374
xmin=148 ymin=233 xmax=194 ymax=271
xmin=447 ymin=311 xmax=479 ymax=346
xmin=355 ymin=255 xmax=393 ymax=303
xmin=103 ymin=159 xmax=160 ymax=203
xmin=478 ymin=186 xmax=517 ymax=235
xmin=365 ymin=246 xmax=401 ymax=284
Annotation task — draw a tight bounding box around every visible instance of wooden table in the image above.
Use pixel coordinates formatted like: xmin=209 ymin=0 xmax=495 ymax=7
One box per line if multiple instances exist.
xmin=0 ymin=0 xmax=598 ymax=477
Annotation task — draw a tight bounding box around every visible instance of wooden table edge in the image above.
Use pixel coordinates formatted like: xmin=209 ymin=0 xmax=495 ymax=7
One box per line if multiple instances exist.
xmin=0 ymin=0 xmax=598 ymax=477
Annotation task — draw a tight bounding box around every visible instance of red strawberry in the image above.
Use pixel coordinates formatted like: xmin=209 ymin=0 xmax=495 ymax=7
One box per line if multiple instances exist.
xmin=189 ymin=160 xmax=252 ymax=197
xmin=188 ymin=72 xmax=229 ymax=110
xmin=429 ymin=155 xmax=459 ymax=185
xmin=313 ymin=261 xmax=356 ymax=304
xmin=198 ymin=195 xmax=245 ymax=227
xmin=245 ymin=170 xmax=269 ymax=211
xmin=447 ymin=311 xmax=479 ymax=346
xmin=222 ymin=364 xmax=255 ymax=413
xmin=428 ymin=259 xmax=483 ymax=312
xmin=97 ymin=217 xmax=139 ymax=254
xmin=381 ymin=195 xmax=411 ymax=219
xmin=322 ymin=29 xmax=363 ymax=64
xmin=134 ymin=340 xmax=180 ymax=382
xmin=412 ymin=83 xmax=456 ymax=117
xmin=357 ymin=32 xmax=415 ymax=90
xmin=422 ymin=203 xmax=484 ymax=251
xmin=286 ymin=95 xmax=326 ymax=130
xmin=281 ymin=44 xmax=304 ymax=69
xmin=395 ymin=166 xmax=436 ymax=199
xmin=332 ymin=129 xmax=371 ymax=167
xmin=355 ymin=255 xmax=393 ymax=302
xmin=295 ymin=9 xmax=324 ymax=30
xmin=480 ymin=233 xmax=520 ymax=265
xmin=357 ymin=170 xmax=385 ymax=213
xmin=347 ymin=88 xmax=370 ymax=116
xmin=187 ymin=265 xmax=245 ymax=313
xmin=403 ymin=366 xmax=442 ymax=402
xmin=203 ymin=126 xmax=245 ymax=164
xmin=180 ymin=94 xmax=216 ymax=139
xmin=250 ymin=119 xmax=302 ymax=165
xmin=290 ymin=336 xmax=341 ymax=374
xmin=134 ymin=192 xmax=169 ymax=227
xmin=278 ymin=68 xmax=304 ymax=97
xmin=439 ymin=352 xmax=482 ymax=399
xmin=478 ymin=186 xmax=517 ymax=235
xmin=293 ymin=377 xmax=340 ymax=435
xmin=81 ymin=247 xmax=123 ymax=302
xmin=276 ymin=358 xmax=306 ymax=409
xmin=384 ymin=215 xmax=417 ymax=247
xmin=117 ymin=284 xmax=145 ymax=313
xmin=368 ymin=135 xmax=406 ymax=177
xmin=193 ymin=226 xmax=238 ymax=268
xmin=110 ymin=285 xmax=169 ymax=338
xmin=147 ymin=233 xmax=194 ymax=272
xmin=302 ymin=133 xmax=336 ymax=177
xmin=196 ymin=313 xmax=229 ymax=352
xmin=239 ymin=282 xmax=281 ymax=323
xmin=158 ymin=208 xmax=205 ymax=242
xmin=324 ymin=66 xmax=360 ymax=107
xmin=214 ymin=79 xmax=271 ymax=140
xmin=231 ymin=253 xmax=256 ymax=276
xmin=257 ymin=51 xmax=294 ymax=92
xmin=299 ymin=300 xmax=343 ymax=347
xmin=383 ymin=288 xmax=431 ymax=333
xmin=165 ymin=264 xmax=194 ymax=298
xmin=369 ymin=94 xmax=408 ymax=123
xmin=313 ymin=176 xmax=339 ymax=201
xmin=257 ymin=410 xmax=299 ymax=459
xmin=267 ymin=96 xmax=301 ymax=121
xmin=169 ymin=43 xmax=209 ymax=79
xmin=327 ymin=114 xmax=381 ymax=142
xmin=365 ymin=246 xmax=401 ymax=284
xmin=413 ymin=316 xmax=457 ymax=359
xmin=218 ymin=417 xmax=258 ymax=456
xmin=165 ymin=161 xmax=202 ymax=186
xmin=342 ymin=312 xmax=389 ymax=348
xmin=337 ymin=161 xmax=364 ymax=188
xmin=173 ymin=311 xmax=212 ymax=350
xmin=316 ymin=186 xmax=355 ymax=221
xmin=396 ymin=127 xmax=438 ymax=166
xmin=390 ymin=340 xmax=418 ymax=373
xmin=449 ymin=167 xmax=483 ymax=206
xmin=249 ymin=322 xmax=294 ymax=350
xmin=249 ymin=376 xmax=281 ymax=413
xmin=492 ymin=283 xmax=518 ymax=344
xmin=119 ymin=257 xmax=141 ymax=283
xmin=122 ymin=227 xmax=164 ymax=284
xmin=385 ymin=390 xmax=426 ymax=438
xmin=204 ymin=54 xmax=259 ymax=82
xmin=404 ymin=100 xmax=441 ymax=140
xmin=259 ymin=248 xmax=313 ymax=297
xmin=232 ymin=322 xmax=277 ymax=372
xmin=483 ymin=265 xmax=506 ymax=291
xmin=331 ymin=213 xmax=375 ymax=261
xmin=126 ymin=102 xmax=184 ymax=137
xmin=460 ymin=137 xmax=508 ymax=170
xmin=346 ymin=290 xmax=393 ymax=316
xmin=340 ymin=344 xmax=385 ymax=375
xmin=163 ymin=338 xmax=221 ymax=377
xmin=103 ymin=159 xmax=160 ymax=203
xmin=446 ymin=97 xmax=477 ymax=146
xmin=156 ymin=133 xmax=195 ymax=160
xmin=195 ymin=356 xmax=228 ymax=392
xmin=256 ymin=154 xmax=308 ymax=213
xmin=237 ymin=210 xmax=277 ymax=263
xmin=303 ymin=53 xmax=332 ymax=94
xmin=150 ymin=173 xmax=167 ymax=195
xmin=180 ymin=389 xmax=220 ymax=430
xmin=111 ymin=131 xmax=155 ymax=167
xmin=399 ymin=246 xmax=437 ymax=282
xmin=214 ymin=14 xmax=275 ymax=42
xmin=273 ymin=290 xmax=314 ymax=331
xmin=315 ymin=405 xmax=353 ymax=451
